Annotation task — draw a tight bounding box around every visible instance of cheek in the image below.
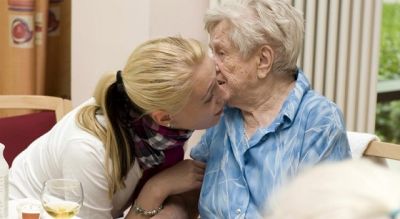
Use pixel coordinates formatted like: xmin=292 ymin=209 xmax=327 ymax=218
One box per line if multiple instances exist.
xmin=221 ymin=57 xmax=235 ymax=73
xmin=222 ymin=65 xmax=244 ymax=87
xmin=220 ymin=56 xmax=247 ymax=80
xmin=219 ymin=62 xmax=237 ymax=85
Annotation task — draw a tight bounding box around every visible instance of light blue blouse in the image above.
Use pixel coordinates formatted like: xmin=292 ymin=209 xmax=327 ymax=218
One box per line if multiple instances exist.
xmin=191 ymin=70 xmax=351 ymax=219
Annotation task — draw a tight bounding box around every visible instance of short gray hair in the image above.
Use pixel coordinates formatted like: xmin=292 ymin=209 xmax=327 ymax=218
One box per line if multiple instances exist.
xmin=205 ymin=0 xmax=304 ymax=75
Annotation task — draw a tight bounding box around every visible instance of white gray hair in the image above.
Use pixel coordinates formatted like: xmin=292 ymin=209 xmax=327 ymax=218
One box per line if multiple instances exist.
xmin=265 ymin=159 xmax=400 ymax=219
xmin=205 ymin=0 xmax=304 ymax=75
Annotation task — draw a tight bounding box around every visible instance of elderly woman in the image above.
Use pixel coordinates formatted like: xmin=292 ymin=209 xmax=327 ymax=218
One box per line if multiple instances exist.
xmin=190 ymin=0 xmax=351 ymax=218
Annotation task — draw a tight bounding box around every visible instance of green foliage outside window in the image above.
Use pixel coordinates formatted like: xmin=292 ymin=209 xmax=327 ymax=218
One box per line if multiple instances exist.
xmin=379 ymin=2 xmax=400 ymax=81
xmin=375 ymin=2 xmax=400 ymax=143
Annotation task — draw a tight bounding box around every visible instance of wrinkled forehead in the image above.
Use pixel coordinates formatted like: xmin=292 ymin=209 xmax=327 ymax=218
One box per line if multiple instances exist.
xmin=209 ymin=20 xmax=234 ymax=49
xmin=210 ymin=20 xmax=231 ymax=40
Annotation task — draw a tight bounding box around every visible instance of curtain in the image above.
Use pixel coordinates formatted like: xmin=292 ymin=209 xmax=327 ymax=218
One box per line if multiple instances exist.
xmin=0 ymin=0 xmax=71 ymax=98
xmin=0 ymin=0 xmax=70 ymax=117
xmin=291 ymin=0 xmax=381 ymax=133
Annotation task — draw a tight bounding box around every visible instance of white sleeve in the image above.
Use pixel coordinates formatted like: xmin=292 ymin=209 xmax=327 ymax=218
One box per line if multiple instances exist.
xmin=60 ymin=139 xmax=112 ymax=219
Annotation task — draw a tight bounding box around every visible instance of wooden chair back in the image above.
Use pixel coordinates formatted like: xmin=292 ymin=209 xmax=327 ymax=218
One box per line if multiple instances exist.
xmin=364 ymin=141 xmax=400 ymax=161
xmin=0 ymin=95 xmax=72 ymax=121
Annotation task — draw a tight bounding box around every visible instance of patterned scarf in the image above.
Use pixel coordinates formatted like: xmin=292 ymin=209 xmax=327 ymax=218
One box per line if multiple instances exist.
xmin=115 ymin=71 xmax=193 ymax=170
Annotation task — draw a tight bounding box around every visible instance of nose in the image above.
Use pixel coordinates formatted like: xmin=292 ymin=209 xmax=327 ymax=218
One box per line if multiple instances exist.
xmin=212 ymin=55 xmax=222 ymax=73
xmin=214 ymin=59 xmax=226 ymax=87
xmin=215 ymin=61 xmax=220 ymax=73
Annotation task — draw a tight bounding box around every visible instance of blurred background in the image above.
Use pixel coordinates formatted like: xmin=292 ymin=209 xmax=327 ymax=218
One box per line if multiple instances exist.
xmin=376 ymin=0 xmax=400 ymax=144
xmin=0 ymin=0 xmax=399 ymax=150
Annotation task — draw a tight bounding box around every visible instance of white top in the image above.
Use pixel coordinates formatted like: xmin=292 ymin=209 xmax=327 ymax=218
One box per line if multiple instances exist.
xmin=9 ymin=98 xmax=142 ymax=219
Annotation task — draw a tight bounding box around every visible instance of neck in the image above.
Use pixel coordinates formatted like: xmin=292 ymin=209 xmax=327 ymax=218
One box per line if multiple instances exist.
xmin=241 ymin=72 xmax=295 ymax=137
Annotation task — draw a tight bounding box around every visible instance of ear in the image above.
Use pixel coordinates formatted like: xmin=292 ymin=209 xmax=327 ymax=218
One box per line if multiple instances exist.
xmin=149 ymin=110 xmax=171 ymax=126
xmin=257 ymin=45 xmax=274 ymax=79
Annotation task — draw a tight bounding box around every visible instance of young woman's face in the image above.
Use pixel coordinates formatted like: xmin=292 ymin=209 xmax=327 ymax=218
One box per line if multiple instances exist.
xmin=171 ymin=55 xmax=228 ymax=130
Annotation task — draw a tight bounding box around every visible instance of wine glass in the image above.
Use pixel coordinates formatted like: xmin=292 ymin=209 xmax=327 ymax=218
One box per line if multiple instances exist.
xmin=40 ymin=179 xmax=84 ymax=219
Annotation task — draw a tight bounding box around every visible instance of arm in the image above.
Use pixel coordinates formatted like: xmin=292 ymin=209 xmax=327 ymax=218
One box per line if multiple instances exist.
xmin=299 ymin=104 xmax=351 ymax=167
xmin=180 ymin=189 xmax=201 ymax=219
xmin=61 ymin=140 xmax=114 ymax=219
xmin=125 ymin=160 xmax=205 ymax=219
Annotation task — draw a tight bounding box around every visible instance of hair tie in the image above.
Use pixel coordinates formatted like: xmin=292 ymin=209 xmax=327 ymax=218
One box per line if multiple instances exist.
xmin=116 ymin=70 xmax=123 ymax=84
xmin=116 ymin=71 xmax=125 ymax=93
xmin=390 ymin=208 xmax=400 ymax=219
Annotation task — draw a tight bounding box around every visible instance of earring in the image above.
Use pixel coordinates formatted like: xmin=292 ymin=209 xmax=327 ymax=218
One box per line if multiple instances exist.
xmin=166 ymin=123 xmax=172 ymax=128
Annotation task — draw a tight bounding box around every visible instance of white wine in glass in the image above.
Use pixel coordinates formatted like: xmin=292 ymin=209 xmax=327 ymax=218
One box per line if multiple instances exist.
xmin=41 ymin=179 xmax=84 ymax=219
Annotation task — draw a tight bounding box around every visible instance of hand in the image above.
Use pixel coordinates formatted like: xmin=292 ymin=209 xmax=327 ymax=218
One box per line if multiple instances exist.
xmin=149 ymin=159 xmax=205 ymax=197
xmin=129 ymin=160 xmax=205 ymax=219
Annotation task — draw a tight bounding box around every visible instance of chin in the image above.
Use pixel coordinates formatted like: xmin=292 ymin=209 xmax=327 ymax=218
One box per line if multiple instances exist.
xmin=202 ymin=119 xmax=220 ymax=129
xmin=212 ymin=116 xmax=223 ymax=125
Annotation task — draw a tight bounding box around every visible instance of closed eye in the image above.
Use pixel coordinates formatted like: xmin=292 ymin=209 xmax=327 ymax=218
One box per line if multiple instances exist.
xmin=203 ymin=79 xmax=217 ymax=104
xmin=204 ymin=94 xmax=214 ymax=104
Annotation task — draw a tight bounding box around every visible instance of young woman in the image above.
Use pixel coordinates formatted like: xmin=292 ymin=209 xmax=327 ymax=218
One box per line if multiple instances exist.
xmin=9 ymin=37 xmax=228 ymax=219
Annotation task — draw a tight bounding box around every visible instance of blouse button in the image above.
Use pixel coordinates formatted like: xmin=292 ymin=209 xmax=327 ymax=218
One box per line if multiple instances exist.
xmin=235 ymin=208 xmax=241 ymax=214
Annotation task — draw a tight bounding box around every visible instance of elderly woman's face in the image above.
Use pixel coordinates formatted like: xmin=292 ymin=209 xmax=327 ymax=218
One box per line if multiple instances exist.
xmin=209 ymin=20 xmax=259 ymax=107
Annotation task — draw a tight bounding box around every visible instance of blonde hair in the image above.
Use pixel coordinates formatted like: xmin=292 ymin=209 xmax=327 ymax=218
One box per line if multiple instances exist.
xmin=265 ymin=159 xmax=400 ymax=219
xmin=205 ymin=0 xmax=304 ymax=75
xmin=76 ymin=37 xmax=205 ymax=197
